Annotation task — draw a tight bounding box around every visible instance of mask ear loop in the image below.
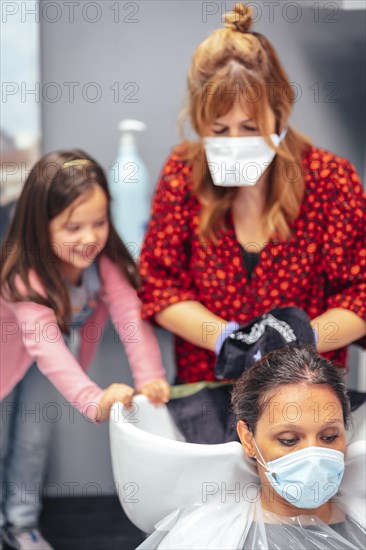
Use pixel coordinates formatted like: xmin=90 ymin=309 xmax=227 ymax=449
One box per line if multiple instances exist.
xmin=270 ymin=127 xmax=288 ymax=150
xmin=278 ymin=127 xmax=288 ymax=142
xmin=250 ymin=432 xmax=269 ymax=470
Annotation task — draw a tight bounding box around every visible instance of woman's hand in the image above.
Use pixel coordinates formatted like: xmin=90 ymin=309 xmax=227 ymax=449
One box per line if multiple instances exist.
xmin=98 ymin=383 xmax=135 ymax=422
xmin=138 ymin=379 xmax=170 ymax=405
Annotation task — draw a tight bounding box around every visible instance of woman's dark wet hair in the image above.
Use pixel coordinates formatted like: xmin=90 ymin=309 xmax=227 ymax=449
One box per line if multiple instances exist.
xmin=231 ymin=346 xmax=351 ymax=433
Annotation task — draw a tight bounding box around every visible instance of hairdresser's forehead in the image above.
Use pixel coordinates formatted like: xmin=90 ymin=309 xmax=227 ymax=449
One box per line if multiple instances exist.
xmin=208 ymin=93 xmax=252 ymax=122
xmin=213 ymin=100 xmax=252 ymax=122
xmin=206 ymin=94 xmax=274 ymax=135
xmin=259 ymin=384 xmax=343 ymax=429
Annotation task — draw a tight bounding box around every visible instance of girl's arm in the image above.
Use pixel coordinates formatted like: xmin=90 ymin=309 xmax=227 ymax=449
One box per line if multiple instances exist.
xmin=99 ymin=255 xmax=169 ymax=403
xmin=9 ymin=299 xmax=134 ymax=422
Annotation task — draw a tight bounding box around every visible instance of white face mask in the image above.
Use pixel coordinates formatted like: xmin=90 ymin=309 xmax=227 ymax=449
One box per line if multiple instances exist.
xmin=203 ymin=128 xmax=287 ymax=187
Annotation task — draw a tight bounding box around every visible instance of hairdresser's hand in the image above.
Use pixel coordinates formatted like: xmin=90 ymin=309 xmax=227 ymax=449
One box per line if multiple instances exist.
xmin=98 ymin=383 xmax=135 ymax=422
xmin=138 ymin=379 xmax=170 ymax=405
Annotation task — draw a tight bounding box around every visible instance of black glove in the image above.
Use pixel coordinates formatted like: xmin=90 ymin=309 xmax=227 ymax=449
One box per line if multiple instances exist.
xmin=214 ymin=307 xmax=315 ymax=380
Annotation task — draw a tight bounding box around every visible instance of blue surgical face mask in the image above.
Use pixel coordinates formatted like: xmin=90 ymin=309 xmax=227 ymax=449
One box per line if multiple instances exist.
xmin=203 ymin=127 xmax=288 ymax=187
xmin=252 ymin=438 xmax=345 ymax=509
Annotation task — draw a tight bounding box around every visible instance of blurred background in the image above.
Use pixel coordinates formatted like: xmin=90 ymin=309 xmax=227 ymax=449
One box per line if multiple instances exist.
xmin=1 ymin=0 xmax=365 ymax=500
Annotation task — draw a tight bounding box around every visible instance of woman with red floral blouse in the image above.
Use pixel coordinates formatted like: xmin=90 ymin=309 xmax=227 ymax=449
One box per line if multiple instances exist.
xmin=138 ymin=4 xmax=365 ymax=420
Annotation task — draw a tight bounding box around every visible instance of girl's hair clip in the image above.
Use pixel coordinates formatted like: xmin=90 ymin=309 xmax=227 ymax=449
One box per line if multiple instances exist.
xmin=62 ymin=159 xmax=93 ymax=168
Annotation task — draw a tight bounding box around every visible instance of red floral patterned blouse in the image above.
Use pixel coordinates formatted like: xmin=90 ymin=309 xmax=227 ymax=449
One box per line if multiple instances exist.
xmin=139 ymin=146 xmax=366 ymax=383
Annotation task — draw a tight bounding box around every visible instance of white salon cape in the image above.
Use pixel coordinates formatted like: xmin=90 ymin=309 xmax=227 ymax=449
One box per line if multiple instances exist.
xmin=137 ymin=438 xmax=366 ymax=550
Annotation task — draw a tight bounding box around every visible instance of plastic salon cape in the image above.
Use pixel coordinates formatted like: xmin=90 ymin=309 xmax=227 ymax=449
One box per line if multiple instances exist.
xmin=137 ymin=439 xmax=366 ymax=550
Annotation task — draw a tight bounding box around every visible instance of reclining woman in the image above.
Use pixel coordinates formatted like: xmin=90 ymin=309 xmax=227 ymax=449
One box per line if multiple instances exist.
xmin=138 ymin=346 xmax=366 ymax=549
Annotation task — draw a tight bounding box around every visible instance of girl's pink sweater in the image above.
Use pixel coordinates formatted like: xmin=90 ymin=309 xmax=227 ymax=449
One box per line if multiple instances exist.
xmin=0 ymin=254 xmax=165 ymax=421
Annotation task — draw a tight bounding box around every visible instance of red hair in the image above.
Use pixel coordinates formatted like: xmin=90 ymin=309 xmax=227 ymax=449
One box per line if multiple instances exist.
xmin=177 ymin=3 xmax=311 ymax=243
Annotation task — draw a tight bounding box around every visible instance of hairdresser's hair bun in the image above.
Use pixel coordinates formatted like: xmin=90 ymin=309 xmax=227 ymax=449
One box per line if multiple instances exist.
xmin=224 ymin=3 xmax=252 ymax=33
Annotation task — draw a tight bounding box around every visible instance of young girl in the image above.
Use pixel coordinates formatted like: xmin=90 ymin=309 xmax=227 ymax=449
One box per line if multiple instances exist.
xmin=0 ymin=150 xmax=169 ymax=549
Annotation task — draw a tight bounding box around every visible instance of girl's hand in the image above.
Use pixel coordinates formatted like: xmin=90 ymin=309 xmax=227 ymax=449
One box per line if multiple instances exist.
xmin=138 ymin=379 xmax=170 ymax=405
xmin=98 ymin=383 xmax=135 ymax=422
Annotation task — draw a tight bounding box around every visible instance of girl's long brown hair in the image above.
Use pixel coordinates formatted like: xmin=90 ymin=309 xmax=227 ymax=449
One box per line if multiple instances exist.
xmin=177 ymin=3 xmax=312 ymax=243
xmin=1 ymin=149 xmax=139 ymax=333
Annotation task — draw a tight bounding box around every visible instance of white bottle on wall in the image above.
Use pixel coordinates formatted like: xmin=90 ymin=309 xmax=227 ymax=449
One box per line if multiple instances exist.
xmin=108 ymin=119 xmax=150 ymax=259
